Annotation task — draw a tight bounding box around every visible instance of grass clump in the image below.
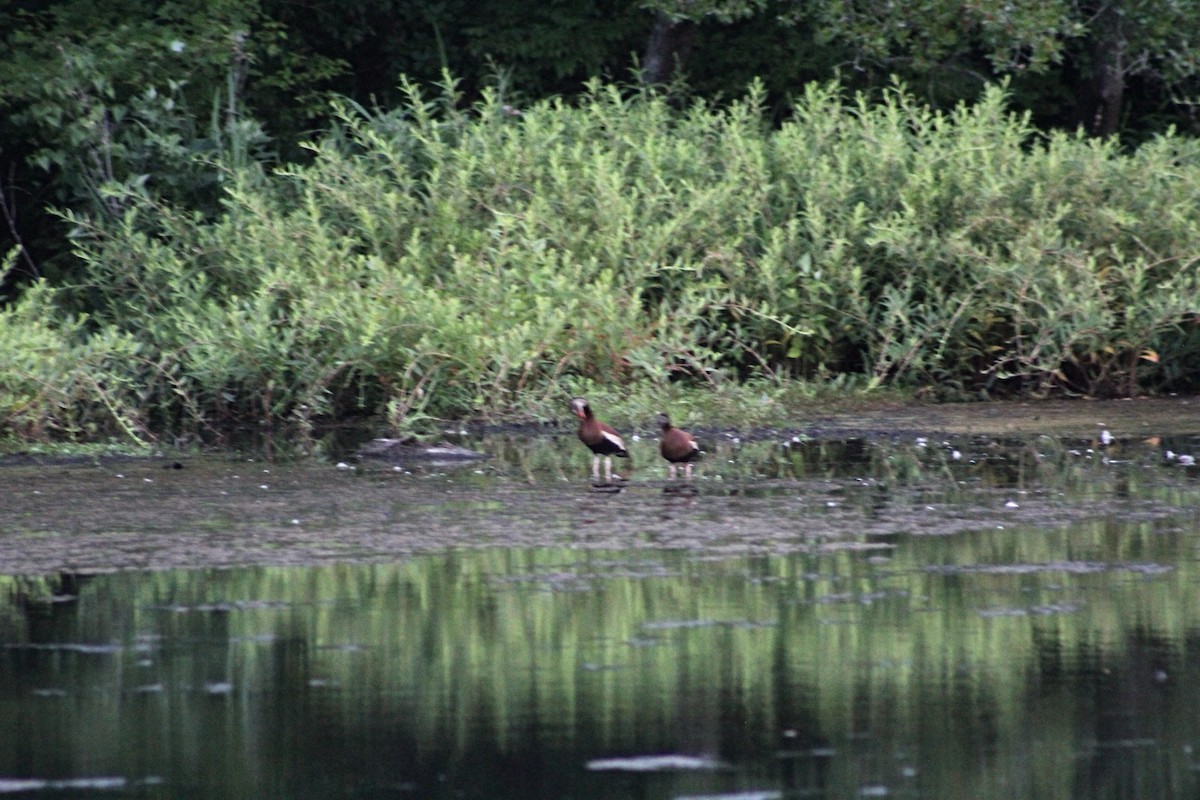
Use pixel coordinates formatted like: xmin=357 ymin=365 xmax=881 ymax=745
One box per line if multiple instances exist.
xmin=3 ymin=76 xmax=1200 ymax=445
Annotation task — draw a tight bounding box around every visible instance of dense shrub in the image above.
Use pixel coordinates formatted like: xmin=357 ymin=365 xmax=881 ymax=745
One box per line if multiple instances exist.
xmin=3 ymin=77 xmax=1199 ymax=442
xmin=0 ymin=278 xmax=144 ymax=441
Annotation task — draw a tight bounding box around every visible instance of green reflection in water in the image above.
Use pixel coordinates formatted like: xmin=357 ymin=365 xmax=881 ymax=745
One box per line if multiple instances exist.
xmin=3 ymin=526 xmax=1200 ymax=800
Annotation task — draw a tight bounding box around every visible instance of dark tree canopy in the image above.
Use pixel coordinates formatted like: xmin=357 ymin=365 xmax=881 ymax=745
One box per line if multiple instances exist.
xmin=4 ymin=0 xmax=1200 ymax=289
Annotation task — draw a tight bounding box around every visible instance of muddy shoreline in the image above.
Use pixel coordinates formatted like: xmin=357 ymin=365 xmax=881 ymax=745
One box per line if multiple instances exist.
xmin=462 ymin=396 xmax=1200 ymax=441
xmin=797 ymin=395 xmax=1200 ymax=438
xmin=2 ymin=397 xmax=1198 ymax=578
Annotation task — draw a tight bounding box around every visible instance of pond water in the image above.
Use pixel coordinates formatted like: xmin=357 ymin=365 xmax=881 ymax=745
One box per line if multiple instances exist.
xmin=3 ymin=423 xmax=1200 ymax=799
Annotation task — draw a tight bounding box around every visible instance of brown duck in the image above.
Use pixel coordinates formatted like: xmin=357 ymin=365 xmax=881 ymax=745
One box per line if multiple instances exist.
xmin=657 ymin=412 xmax=701 ymax=479
xmin=570 ymin=398 xmax=629 ymax=482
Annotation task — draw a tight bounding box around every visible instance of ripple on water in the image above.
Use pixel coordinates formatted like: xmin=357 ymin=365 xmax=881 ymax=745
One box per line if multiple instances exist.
xmin=924 ymin=561 xmax=1173 ymax=576
xmin=675 ymin=792 xmax=782 ymax=800
xmin=0 ymin=776 xmax=162 ymax=793
xmin=585 ymin=754 xmax=726 ymax=771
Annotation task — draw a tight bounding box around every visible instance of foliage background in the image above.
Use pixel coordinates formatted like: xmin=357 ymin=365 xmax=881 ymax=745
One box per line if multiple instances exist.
xmin=2 ymin=1 xmax=1200 ymax=443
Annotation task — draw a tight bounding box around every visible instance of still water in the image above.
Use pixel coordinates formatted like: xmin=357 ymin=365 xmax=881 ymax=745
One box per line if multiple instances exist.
xmin=2 ymin=430 xmax=1200 ymax=799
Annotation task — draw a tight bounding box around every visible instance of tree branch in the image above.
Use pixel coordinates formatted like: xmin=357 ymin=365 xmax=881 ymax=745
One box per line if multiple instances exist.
xmin=0 ymin=162 xmax=41 ymax=281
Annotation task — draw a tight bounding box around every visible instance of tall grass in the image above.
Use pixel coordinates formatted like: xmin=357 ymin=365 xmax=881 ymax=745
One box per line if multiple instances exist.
xmin=2 ymin=76 xmax=1199 ymax=442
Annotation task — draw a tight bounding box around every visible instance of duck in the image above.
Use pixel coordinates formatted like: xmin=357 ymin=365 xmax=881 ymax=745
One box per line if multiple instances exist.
xmin=657 ymin=412 xmax=701 ymax=480
xmin=569 ymin=397 xmax=629 ymax=483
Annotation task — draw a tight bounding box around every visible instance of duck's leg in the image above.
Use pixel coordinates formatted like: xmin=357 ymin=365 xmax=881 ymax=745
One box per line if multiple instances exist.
xmin=591 ymin=455 xmax=601 ymax=481
xmin=667 ymin=463 xmax=677 ymax=480
xmin=604 ymin=456 xmax=613 ymax=483
xmin=684 ymin=463 xmax=693 ymax=479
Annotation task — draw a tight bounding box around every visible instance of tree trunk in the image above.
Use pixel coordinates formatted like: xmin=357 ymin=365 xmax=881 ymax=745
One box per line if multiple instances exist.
xmin=1086 ymin=3 xmax=1125 ymax=137
xmin=642 ymin=12 xmax=696 ymax=86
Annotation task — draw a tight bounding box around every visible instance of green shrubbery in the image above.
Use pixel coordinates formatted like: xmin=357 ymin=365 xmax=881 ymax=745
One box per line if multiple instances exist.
xmin=3 ymin=77 xmax=1199 ymax=443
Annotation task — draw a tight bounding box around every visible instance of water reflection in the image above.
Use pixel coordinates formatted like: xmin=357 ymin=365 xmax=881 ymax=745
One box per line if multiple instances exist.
xmin=2 ymin=533 xmax=1200 ymax=799
xmin=476 ymin=428 xmax=1200 ymax=496
xmin=1 ymin=433 xmax=1200 ymax=799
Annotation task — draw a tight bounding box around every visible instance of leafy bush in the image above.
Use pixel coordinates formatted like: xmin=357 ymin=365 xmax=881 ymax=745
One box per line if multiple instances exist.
xmin=0 ymin=277 xmax=145 ymax=441
xmin=9 ymin=77 xmax=1200 ymax=442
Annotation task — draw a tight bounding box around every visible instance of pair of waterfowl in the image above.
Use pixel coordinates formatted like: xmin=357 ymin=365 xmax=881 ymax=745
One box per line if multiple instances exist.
xmin=568 ymin=397 xmax=700 ymax=483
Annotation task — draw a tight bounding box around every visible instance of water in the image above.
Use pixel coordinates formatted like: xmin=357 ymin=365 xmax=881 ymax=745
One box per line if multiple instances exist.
xmin=2 ymin=429 xmax=1200 ymax=799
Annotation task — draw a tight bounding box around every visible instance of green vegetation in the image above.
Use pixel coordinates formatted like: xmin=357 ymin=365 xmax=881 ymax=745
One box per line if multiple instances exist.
xmin=4 ymin=1 xmax=1200 ymax=449
xmin=2 ymin=77 xmax=1199 ymax=445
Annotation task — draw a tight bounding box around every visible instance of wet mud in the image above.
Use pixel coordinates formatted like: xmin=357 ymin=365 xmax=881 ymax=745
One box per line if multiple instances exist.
xmin=1 ymin=398 xmax=1198 ymax=576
